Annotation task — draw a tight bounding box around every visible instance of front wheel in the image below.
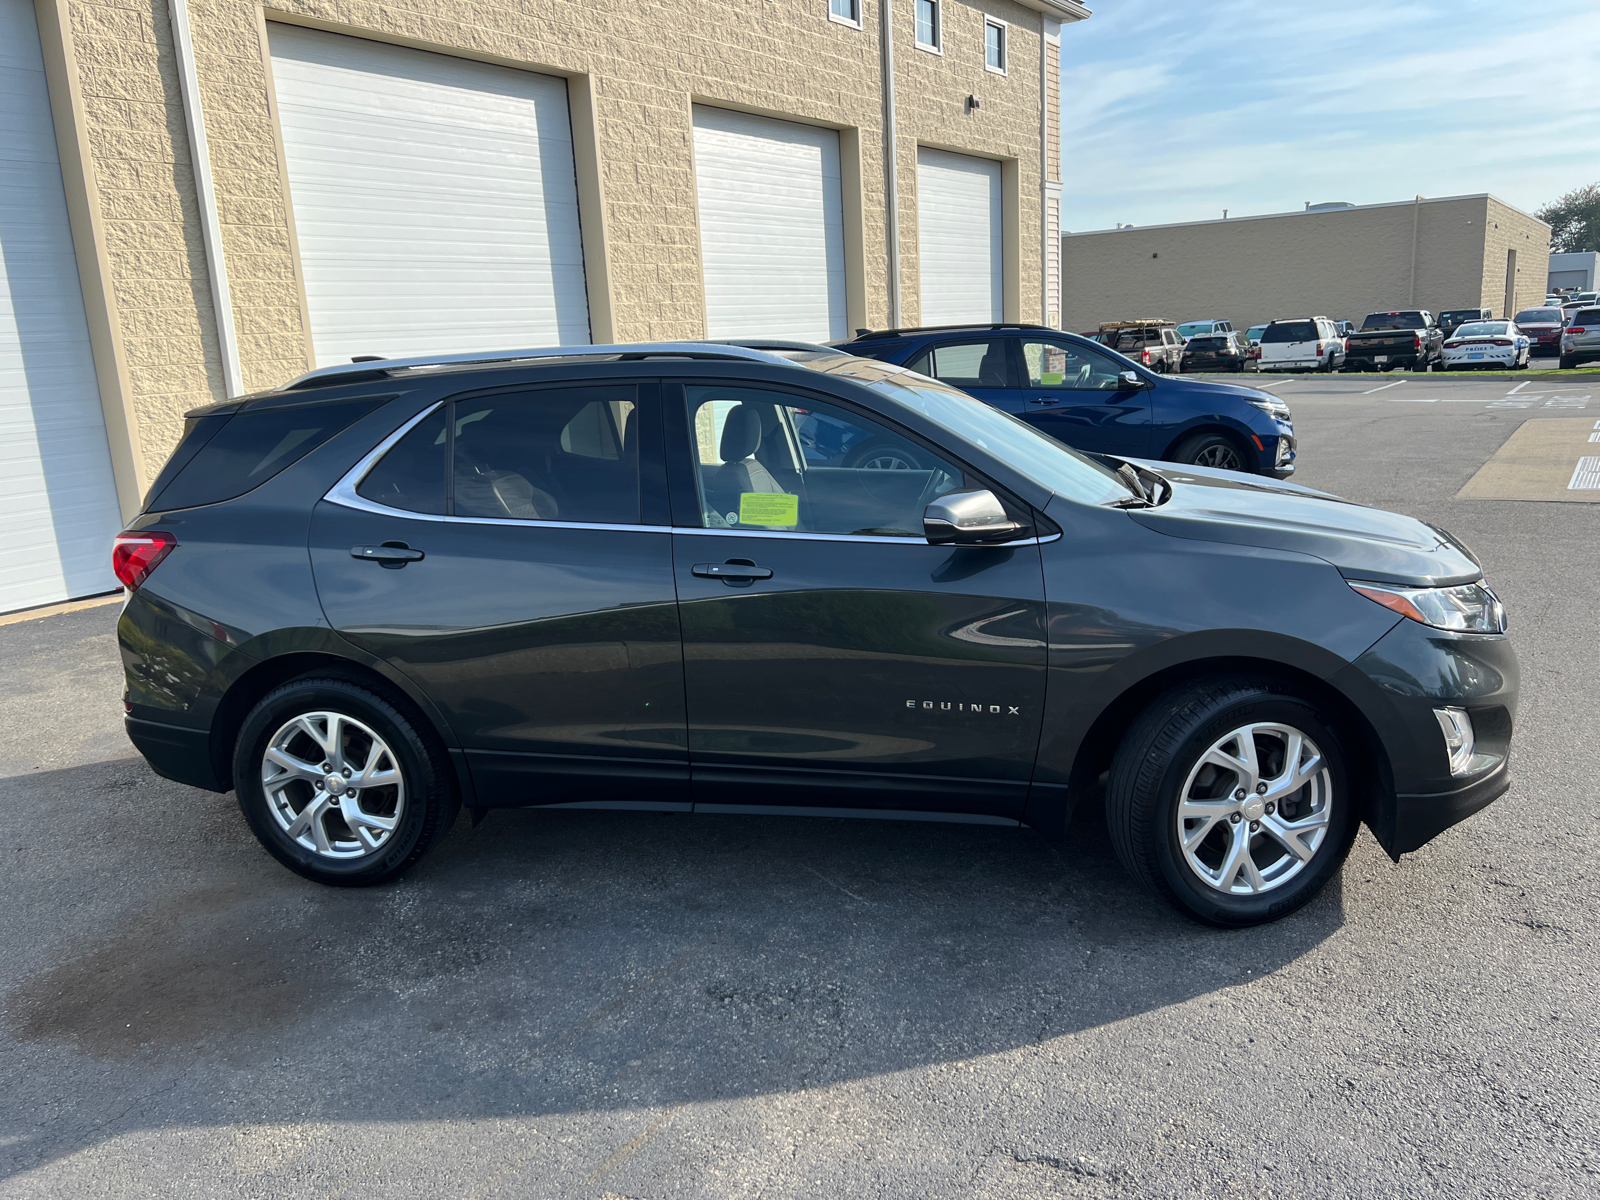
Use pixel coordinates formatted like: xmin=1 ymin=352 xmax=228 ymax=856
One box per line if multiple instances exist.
xmin=234 ymin=677 xmax=460 ymax=886
xmin=1105 ymin=678 xmax=1358 ymax=926
xmin=1172 ymin=431 xmax=1246 ymax=472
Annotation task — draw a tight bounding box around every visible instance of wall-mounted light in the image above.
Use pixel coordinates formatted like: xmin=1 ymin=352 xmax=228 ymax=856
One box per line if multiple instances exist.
xmin=965 ymin=94 xmax=980 ymax=113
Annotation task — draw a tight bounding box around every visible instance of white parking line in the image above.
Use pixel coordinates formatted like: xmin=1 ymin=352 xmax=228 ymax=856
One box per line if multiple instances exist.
xmin=1363 ymin=380 xmax=1406 ymax=394
xmin=1252 ymin=379 xmax=1290 ymax=390
xmin=1507 ymin=380 xmax=1532 ymax=395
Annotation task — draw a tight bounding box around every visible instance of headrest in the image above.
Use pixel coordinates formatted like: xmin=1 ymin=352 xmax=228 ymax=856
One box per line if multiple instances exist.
xmin=719 ymin=403 xmax=763 ymax=462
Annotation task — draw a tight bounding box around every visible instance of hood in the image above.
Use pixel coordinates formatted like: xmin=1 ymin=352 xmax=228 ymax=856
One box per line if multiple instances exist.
xmin=1164 ymin=377 xmax=1283 ymax=406
xmin=1121 ymin=459 xmax=1482 ymax=588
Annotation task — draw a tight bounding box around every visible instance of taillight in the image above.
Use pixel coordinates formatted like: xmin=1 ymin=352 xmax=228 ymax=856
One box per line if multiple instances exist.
xmin=1316 ymin=342 xmax=1325 ymax=354
xmin=1570 ymin=327 xmax=1587 ymax=334
xmin=1413 ymin=334 xmax=1422 ymax=350
xmin=1444 ymin=340 xmax=1461 ymax=348
xmin=112 ymin=531 xmax=176 ymax=590
xmin=1490 ymin=338 xmax=1513 ymax=346
xmin=1141 ymin=349 xmax=1151 ymax=363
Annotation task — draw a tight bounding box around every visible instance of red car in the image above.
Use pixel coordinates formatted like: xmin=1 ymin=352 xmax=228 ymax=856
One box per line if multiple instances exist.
xmin=1513 ymin=306 xmax=1567 ymax=357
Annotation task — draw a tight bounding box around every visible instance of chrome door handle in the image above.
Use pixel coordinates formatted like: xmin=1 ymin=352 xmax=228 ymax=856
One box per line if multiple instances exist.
xmin=352 ymin=543 xmax=424 ymax=568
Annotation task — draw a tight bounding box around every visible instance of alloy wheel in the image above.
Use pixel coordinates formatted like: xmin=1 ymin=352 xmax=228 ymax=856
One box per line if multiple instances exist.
xmin=1175 ymin=722 xmax=1333 ymax=895
xmin=261 ymin=711 xmax=406 ymax=858
xmin=1192 ymin=443 xmax=1242 ymax=470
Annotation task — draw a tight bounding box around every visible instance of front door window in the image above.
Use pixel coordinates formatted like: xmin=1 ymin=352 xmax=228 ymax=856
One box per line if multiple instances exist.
xmin=1016 ymin=338 xmax=1152 ymax=458
xmin=685 ymin=384 xmax=964 ymax=537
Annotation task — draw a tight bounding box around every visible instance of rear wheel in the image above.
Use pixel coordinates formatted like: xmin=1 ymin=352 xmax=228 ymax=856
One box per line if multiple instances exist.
xmin=1173 ymin=431 xmax=1246 ymax=472
xmin=1105 ymin=678 xmax=1358 ymax=927
xmin=844 ymin=440 xmax=929 ymax=471
xmin=234 ymin=677 xmax=459 ymax=886
xmin=1560 ymin=355 xmax=1577 ymax=370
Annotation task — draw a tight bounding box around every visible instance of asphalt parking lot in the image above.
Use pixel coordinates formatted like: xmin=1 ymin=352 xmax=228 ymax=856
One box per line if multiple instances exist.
xmin=2 ymin=371 xmax=1597 ymax=1199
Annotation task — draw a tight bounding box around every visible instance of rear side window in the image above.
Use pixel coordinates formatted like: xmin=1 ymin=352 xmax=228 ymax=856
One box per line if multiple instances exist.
xmin=1263 ymin=322 xmax=1317 ymax=343
xmin=906 ymin=340 xmax=1014 ymax=388
xmin=355 ymin=388 xmax=641 ymax=523
xmin=454 ymin=387 xmax=638 ymax=524
xmin=147 ymin=396 xmax=384 ymax=512
xmin=1575 ymin=309 xmax=1600 ymax=325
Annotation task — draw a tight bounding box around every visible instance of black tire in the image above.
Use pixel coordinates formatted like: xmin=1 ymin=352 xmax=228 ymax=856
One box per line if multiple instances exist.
xmin=1172 ymin=430 xmax=1246 ymax=472
xmin=1560 ymin=355 xmax=1577 ymax=370
xmin=233 ymin=677 xmax=460 ymax=886
xmin=843 ymin=439 xmax=929 ymax=471
xmin=1105 ymin=677 xmax=1358 ymax=927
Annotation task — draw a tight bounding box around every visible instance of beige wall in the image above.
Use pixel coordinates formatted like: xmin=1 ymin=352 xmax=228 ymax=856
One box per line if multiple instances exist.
xmin=47 ymin=0 xmax=1067 ymax=481
xmin=1060 ymin=195 xmax=1551 ymax=335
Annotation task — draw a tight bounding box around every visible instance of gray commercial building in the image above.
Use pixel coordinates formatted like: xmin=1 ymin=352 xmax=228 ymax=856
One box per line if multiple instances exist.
xmin=1548 ymin=252 xmax=1599 ymax=293
xmin=1060 ymin=194 xmax=1550 ymax=335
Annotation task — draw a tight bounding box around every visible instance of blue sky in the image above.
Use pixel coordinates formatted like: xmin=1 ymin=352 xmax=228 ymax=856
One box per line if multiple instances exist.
xmin=1060 ymin=1 xmax=1600 ymax=232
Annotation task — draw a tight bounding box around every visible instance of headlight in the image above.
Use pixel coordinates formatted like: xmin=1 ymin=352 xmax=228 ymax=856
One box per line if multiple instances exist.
xmin=1247 ymin=397 xmax=1291 ymax=420
xmin=1348 ymin=580 xmax=1506 ymax=633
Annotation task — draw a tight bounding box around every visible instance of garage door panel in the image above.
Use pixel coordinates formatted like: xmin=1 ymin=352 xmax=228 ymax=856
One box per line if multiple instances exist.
xmin=692 ymin=106 xmax=846 ymax=343
xmin=268 ymin=25 xmax=590 ymax=364
xmin=0 ymin=0 xmax=122 ymax=612
xmin=917 ymin=148 xmax=1003 ymax=327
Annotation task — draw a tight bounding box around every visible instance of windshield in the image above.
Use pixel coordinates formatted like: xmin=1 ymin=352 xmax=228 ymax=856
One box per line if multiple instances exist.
xmin=1439 ymin=311 xmax=1482 ymax=325
xmin=1454 ymin=322 xmax=1508 ymax=338
xmin=1514 ymin=309 xmax=1561 ymax=323
xmin=806 ymin=356 xmax=1128 ymax=506
xmin=1246 ymin=326 xmax=1267 ymax=340
xmin=1176 ymin=322 xmax=1211 ymax=338
xmin=1361 ymin=312 xmax=1426 ymax=330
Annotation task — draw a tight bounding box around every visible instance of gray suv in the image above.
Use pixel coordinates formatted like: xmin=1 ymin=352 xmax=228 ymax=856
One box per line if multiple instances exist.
xmin=1560 ymin=308 xmax=1600 ymax=369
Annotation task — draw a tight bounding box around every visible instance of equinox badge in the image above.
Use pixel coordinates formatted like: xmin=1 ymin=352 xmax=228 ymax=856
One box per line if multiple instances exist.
xmin=907 ymin=701 xmax=1021 ymax=715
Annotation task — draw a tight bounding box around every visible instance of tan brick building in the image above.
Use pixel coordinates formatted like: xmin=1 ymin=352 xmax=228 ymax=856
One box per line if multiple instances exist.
xmin=5 ymin=0 xmax=1088 ymax=612
xmin=1060 ymin=194 xmax=1550 ymax=338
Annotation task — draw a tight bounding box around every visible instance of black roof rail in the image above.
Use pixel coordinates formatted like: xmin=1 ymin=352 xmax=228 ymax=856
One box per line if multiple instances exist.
xmin=841 ymin=322 xmax=1056 ymax=342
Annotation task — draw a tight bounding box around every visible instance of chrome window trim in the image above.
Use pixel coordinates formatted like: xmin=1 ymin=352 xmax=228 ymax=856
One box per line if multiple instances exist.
xmin=325 ymin=400 xmax=1060 ymax=546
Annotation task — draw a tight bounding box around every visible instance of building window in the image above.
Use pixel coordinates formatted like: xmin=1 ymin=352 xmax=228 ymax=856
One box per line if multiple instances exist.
xmin=984 ymin=18 xmax=1007 ymax=73
xmin=828 ymin=0 xmax=860 ymax=27
xmin=915 ymin=0 xmax=941 ymax=51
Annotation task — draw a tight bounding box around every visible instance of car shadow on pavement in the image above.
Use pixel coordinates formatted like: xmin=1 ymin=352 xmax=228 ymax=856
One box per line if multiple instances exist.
xmin=0 ymin=756 xmax=1344 ymax=1178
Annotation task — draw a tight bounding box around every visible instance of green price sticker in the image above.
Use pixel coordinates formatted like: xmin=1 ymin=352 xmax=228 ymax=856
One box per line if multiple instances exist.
xmin=738 ymin=492 xmax=799 ymax=527
xmin=1040 ymin=372 xmax=1064 ymax=385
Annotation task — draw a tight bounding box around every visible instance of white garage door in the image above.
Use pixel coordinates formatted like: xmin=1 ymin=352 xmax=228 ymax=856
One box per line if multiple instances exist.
xmin=917 ymin=148 xmax=1003 ymax=326
xmin=0 ymin=0 xmax=122 ymax=613
xmin=692 ymin=107 xmax=846 ymax=342
xmin=268 ymin=26 xmax=590 ymax=366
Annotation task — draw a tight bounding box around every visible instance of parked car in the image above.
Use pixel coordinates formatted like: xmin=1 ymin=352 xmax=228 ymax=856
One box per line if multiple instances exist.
xmin=837 ymin=323 xmax=1295 ymax=476
xmin=1343 ymin=311 xmax=1443 ymax=371
xmin=115 ymin=340 xmax=1517 ymax=927
xmin=1512 ymin=306 xmax=1568 ymax=357
xmin=1441 ymin=320 xmax=1531 ymax=370
xmin=1256 ymin=316 xmax=1346 ymax=373
xmin=1438 ymin=307 xmax=1492 ymax=337
xmin=1179 ymin=331 xmax=1253 ymax=373
xmin=1333 ymin=321 xmax=1356 ymax=339
xmin=1176 ymin=319 xmax=1233 ymax=340
xmin=1560 ymin=307 xmax=1600 ymax=368
xmin=1098 ymin=320 xmax=1184 ymax=373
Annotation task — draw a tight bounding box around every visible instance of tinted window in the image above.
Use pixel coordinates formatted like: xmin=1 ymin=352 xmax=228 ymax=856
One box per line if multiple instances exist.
xmin=907 ymin=340 xmax=1013 ymax=388
xmin=452 ymin=386 xmax=638 ymax=523
xmin=148 ymin=396 xmax=384 ymax=512
xmin=1575 ymin=309 xmax=1600 ymax=324
xmin=357 ymin=407 xmax=446 ymax=514
xmin=1022 ymin=338 xmax=1127 ymax=388
xmin=1361 ymin=312 xmax=1426 ymax=330
xmin=686 ymin=384 xmax=963 ymax=537
xmin=1454 ymin=322 xmax=1508 ymax=338
xmin=1185 ymin=337 xmax=1225 ymax=350
xmin=1262 ymin=322 xmax=1317 ymax=343
xmin=1515 ymin=309 xmax=1561 ymax=323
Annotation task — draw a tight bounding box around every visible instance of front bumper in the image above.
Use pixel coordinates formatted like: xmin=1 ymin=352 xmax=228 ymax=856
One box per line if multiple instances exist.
xmin=1335 ymin=619 xmax=1518 ymax=859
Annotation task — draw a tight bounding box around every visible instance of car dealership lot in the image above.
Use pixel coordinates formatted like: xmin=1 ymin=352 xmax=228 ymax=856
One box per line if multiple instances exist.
xmin=2 ymin=374 xmax=1597 ymax=1198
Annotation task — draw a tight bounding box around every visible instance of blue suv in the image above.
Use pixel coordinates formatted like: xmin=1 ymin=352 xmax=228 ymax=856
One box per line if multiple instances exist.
xmin=836 ymin=324 xmax=1296 ymax=477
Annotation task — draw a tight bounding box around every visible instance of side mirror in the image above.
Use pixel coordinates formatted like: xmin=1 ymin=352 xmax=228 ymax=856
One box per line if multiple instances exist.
xmin=924 ymin=489 xmax=1023 ymax=545
xmin=1117 ymin=370 xmax=1151 ymax=390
